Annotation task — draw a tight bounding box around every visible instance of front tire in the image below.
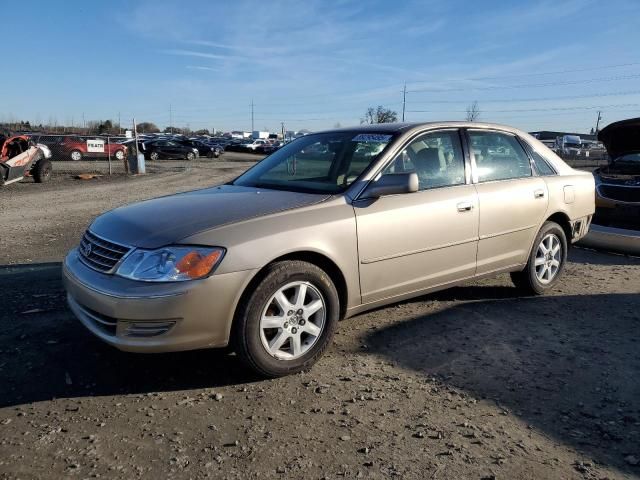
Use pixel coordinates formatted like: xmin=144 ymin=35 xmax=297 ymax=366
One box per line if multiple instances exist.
xmin=32 ymin=159 xmax=52 ymax=183
xmin=186 ymin=151 xmax=195 ymax=161
xmin=233 ymin=260 xmax=339 ymax=377
xmin=511 ymin=221 xmax=568 ymax=295
xmin=70 ymin=150 xmax=82 ymax=161
xmin=114 ymin=150 xmax=125 ymax=160
xmin=149 ymin=151 xmax=159 ymax=161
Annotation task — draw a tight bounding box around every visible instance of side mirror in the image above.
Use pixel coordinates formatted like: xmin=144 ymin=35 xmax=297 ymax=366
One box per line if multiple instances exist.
xmin=361 ymin=172 xmax=419 ymax=198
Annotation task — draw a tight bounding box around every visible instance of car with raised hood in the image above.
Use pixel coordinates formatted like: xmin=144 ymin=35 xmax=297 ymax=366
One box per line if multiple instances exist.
xmin=63 ymin=122 xmax=595 ymax=377
xmin=580 ymin=117 xmax=640 ymax=254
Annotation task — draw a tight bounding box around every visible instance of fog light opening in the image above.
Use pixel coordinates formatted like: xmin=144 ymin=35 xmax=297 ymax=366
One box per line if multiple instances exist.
xmin=122 ymin=321 xmax=176 ymax=338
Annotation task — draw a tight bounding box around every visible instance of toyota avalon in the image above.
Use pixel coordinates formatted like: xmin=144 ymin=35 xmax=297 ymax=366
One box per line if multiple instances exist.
xmin=63 ymin=122 xmax=595 ymax=377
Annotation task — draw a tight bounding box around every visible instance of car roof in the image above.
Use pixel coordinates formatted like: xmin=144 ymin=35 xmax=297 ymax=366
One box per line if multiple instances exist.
xmin=321 ymin=121 xmax=528 ymax=135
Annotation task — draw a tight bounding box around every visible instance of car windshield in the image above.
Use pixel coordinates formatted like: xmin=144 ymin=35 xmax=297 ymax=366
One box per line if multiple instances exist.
xmin=615 ymin=152 xmax=640 ymax=163
xmin=233 ymin=131 xmax=395 ymax=194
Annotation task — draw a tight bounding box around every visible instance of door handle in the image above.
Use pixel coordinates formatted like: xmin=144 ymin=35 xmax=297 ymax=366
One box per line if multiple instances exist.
xmin=534 ymin=189 xmax=545 ymax=198
xmin=457 ymin=202 xmax=473 ymax=212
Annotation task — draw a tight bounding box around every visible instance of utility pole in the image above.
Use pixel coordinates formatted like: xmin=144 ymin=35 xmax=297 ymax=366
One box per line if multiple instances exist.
xmin=402 ymin=82 xmax=407 ymax=122
xmin=250 ymin=99 xmax=254 ymax=133
xmin=118 ymin=112 xmax=121 ymax=134
xmin=281 ymin=121 xmax=285 ymax=141
xmin=82 ymin=112 xmax=85 ymax=131
xmin=169 ymin=104 xmax=173 ymax=134
xmin=595 ymin=110 xmax=602 ymax=135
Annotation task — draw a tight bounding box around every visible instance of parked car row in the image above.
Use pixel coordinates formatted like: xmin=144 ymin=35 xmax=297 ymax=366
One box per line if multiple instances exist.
xmin=24 ymin=133 xmax=227 ymax=162
xmin=224 ymin=138 xmax=284 ymax=154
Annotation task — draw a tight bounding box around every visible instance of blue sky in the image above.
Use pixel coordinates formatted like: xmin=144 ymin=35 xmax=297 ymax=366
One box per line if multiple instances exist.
xmin=3 ymin=0 xmax=640 ymax=133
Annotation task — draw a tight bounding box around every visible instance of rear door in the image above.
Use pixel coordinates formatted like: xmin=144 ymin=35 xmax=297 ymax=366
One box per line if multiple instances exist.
xmin=466 ymin=129 xmax=548 ymax=275
xmin=354 ymin=129 xmax=479 ymax=304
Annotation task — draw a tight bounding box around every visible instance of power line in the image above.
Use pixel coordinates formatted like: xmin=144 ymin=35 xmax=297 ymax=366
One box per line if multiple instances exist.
xmin=407 ymin=73 xmax=640 ymax=93
xmin=406 ymin=102 xmax=640 ymax=114
xmin=406 ymin=61 xmax=640 ymax=84
xmin=406 ymin=89 xmax=640 ymax=105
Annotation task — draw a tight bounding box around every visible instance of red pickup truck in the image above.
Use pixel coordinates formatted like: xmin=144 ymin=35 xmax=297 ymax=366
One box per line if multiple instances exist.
xmin=60 ymin=136 xmax=127 ymax=161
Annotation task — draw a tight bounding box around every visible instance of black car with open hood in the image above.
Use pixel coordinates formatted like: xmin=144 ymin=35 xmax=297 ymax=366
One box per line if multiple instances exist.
xmin=592 ymin=117 xmax=640 ymax=231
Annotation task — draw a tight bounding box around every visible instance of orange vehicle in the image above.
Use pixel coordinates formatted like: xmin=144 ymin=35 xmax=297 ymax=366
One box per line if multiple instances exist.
xmin=0 ymin=135 xmax=52 ymax=185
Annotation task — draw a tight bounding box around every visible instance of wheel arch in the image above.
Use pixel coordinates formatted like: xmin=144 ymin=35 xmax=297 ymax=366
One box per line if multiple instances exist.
xmin=232 ymin=250 xmax=349 ymax=329
xmin=545 ymin=211 xmax=572 ymax=245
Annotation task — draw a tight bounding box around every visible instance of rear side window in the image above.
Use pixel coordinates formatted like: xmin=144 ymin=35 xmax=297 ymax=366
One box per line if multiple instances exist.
xmin=529 ymin=150 xmax=557 ymax=176
xmin=469 ymin=131 xmax=532 ymax=182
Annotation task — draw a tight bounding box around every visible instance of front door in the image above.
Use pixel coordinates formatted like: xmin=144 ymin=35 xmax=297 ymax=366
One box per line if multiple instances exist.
xmin=354 ymin=129 xmax=479 ymax=305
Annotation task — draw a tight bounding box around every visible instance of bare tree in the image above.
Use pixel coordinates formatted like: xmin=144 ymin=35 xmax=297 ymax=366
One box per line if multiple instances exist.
xmin=361 ymin=106 xmax=398 ymax=124
xmin=466 ymin=101 xmax=480 ymax=122
xmin=137 ymin=122 xmax=160 ymax=133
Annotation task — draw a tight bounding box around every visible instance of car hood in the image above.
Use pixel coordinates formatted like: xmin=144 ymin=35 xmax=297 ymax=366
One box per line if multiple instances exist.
xmin=595 ymin=162 xmax=640 ymax=180
xmin=90 ymin=185 xmax=330 ymax=249
xmin=598 ymin=117 xmax=640 ymax=162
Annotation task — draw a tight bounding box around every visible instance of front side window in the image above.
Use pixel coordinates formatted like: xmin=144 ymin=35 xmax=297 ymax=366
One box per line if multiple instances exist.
xmin=234 ymin=132 xmax=395 ymax=194
xmin=469 ymin=131 xmax=532 ymax=182
xmin=383 ymin=130 xmax=465 ymax=190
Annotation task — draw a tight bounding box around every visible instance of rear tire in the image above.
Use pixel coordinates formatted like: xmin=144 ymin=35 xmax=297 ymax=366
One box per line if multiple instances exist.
xmin=511 ymin=221 xmax=567 ymax=295
xmin=233 ymin=260 xmax=339 ymax=377
xmin=149 ymin=151 xmax=159 ymax=161
xmin=114 ymin=150 xmax=125 ymax=160
xmin=32 ymin=159 xmax=52 ymax=183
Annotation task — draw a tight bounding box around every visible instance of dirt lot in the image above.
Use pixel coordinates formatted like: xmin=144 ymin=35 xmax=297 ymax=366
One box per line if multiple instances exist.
xmin=1 ymin=157 xmax=639 ymax=480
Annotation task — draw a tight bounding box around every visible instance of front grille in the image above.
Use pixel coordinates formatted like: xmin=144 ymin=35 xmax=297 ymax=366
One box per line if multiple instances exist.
xmin=598 ymin=184 xmax=640 ymax=203
xmin=79 ymin=230 xmax=130 ymax=273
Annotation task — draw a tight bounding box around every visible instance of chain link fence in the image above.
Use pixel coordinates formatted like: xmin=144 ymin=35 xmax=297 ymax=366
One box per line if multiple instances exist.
xmin=556 ymin=150 xmax=609 ymax=171
xmin=31 ymin=134 xmax=194 ymax=177
xmin=25 ymin=133 xmax=263 ymax=179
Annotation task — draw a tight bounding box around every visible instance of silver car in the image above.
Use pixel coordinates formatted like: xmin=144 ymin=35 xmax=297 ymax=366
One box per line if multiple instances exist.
xmin=63 ymin=122 xmax=595 ymax=377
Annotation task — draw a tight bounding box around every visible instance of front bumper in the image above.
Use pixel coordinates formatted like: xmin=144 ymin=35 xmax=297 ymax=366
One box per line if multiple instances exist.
xmin=577 ymin=223 xmax=640 ymax=256
xmin=63 ymin=248 xmax=257 ymax=353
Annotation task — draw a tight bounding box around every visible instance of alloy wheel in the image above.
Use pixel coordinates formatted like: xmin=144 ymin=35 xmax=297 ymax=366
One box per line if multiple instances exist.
xmin=534 ymin=233 xmax=562 ymax=284
xmin=259 ymin=281 xmax=326 ymax=360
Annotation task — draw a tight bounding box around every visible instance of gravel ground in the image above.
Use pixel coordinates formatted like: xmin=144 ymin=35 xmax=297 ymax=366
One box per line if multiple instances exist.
xmin=1 ymin=158 xmax=639 ymax=480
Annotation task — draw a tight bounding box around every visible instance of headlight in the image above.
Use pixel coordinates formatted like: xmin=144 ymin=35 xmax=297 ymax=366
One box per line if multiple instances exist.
xmin=116 ymin=246 xmax=225 ymax=282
